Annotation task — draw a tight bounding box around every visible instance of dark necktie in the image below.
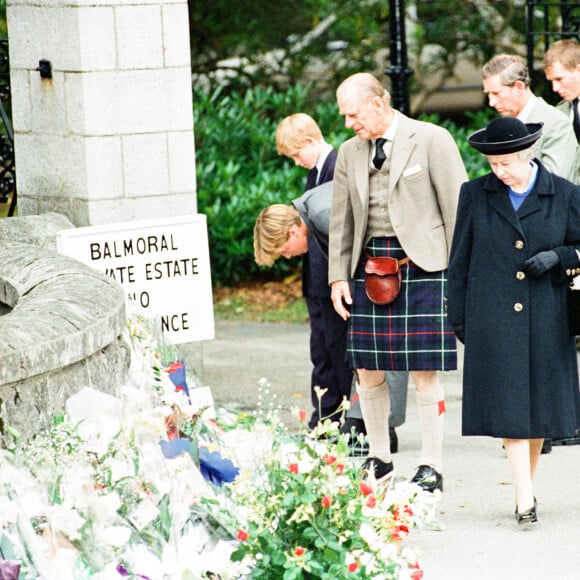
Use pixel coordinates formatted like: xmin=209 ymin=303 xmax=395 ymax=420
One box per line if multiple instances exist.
xmin=573 ymin=99 xmax=580 ymax=143
xmin=306 ymin=166 xmax=318 ymax=190
xmin=373 ymin=138 xmax=387 ymax=169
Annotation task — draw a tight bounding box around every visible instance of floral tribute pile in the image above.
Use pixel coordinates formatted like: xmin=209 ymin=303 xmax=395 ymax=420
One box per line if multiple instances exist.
xmin=0 ymin=314 xmax=440 ymax=579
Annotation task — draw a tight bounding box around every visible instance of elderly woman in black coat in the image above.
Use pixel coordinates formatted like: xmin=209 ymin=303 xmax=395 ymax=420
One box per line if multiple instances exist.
xmin=447 ymin=117 xmax=580 ymax=525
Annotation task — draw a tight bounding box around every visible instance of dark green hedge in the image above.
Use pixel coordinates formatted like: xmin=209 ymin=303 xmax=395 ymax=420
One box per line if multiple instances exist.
xmin=194 ymin=85 xmax=494 ymax=286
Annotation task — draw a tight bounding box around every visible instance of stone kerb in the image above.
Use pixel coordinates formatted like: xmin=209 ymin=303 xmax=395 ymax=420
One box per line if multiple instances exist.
xmin=0 ymin=214 xmax=130 ymax=443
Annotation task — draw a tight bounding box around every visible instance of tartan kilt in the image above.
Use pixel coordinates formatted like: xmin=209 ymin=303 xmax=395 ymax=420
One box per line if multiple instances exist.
xmin=347 ymin=237 xmax=457 ymax=371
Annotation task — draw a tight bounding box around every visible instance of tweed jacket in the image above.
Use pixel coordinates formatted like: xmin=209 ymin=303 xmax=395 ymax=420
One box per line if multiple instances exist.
xmin=555 ymin=99 xmax=580 ymax=185
xmin=526 ymin=97 xmax=578 ymax=182
xmin=328 ymin=112 xmax=468 ymax=281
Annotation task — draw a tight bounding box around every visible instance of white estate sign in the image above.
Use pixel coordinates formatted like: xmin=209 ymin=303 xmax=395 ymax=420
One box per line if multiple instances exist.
xmin=56 ymin=214 xmax=214 ymax=343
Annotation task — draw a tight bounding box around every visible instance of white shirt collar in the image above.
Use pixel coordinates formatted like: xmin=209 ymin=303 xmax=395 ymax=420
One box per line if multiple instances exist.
xmin=517 ymin=94 xmax=537 ymax=123
xmin=315 ymin=142 xmax=334 ymax=175
xmin=381 ymin=110 xmax=399 ymax=141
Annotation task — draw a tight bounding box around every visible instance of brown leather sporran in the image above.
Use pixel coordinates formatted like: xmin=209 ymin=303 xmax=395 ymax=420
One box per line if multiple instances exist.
xmin=364 ymin=254 xmax=409 ymax=305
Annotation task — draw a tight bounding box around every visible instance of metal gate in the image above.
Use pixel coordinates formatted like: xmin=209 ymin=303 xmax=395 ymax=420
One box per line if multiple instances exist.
xmin=0 ymin=39 xmax=16 ymax=217
xmin=526 ymin=0 xmax=580 ymax=93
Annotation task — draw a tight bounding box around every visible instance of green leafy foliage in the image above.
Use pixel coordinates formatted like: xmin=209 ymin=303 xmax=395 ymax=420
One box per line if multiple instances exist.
xmin=420 ymin=109 xmax=497 ymax=181
xmin=188 ymin=1 xmax=536 ymax=107
xmin=226 ymin=412 xmax=435 ymax=579
xmin=194 ymin=83 xmax=348 ymax=286
xmin=195 ymin=84 xmax=495 ymax=286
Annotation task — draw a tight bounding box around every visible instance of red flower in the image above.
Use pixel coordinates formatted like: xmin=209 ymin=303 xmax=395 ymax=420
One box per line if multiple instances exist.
xmin=289 ymin=463 xmax=299 ymax=474
xmin=391 ymin=525 xmax=410 ymax=540
xmin=359 ymin=481 xmax=373 ymax=496
xmin=298 ymin=409 xmax=308 ymax=422
xmin=166 ymin=361 xmax=184 ymax=373
xmin=335 ymin=463 xmax=345 ymax=475
xmin=410 ymin=562 xmax=424 ymax=579
xmin=322 ymin=453 xmax=337 ymax=465
xmin=393 ymin=505 xmax=413 ymax=519
xmin=347 ymin=562 xmax=359 ymax=573
xmin=237 ymin=529 xmax=249 ymax=542
xmin=321 ymin=495 xmax=332 ymax=508
xmin=295 ymin=546 xmax=306 ymax=556
xmin=366 ymin=495 xmax=377 ymax=508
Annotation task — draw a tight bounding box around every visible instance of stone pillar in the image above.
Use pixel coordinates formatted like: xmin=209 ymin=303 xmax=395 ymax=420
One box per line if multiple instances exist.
xmin=6 ymin=0 xmax=196 ymax=226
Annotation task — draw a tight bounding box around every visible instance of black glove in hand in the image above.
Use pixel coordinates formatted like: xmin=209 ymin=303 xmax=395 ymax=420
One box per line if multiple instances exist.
xmin=522 ymin=250 xmax=559 ymax=277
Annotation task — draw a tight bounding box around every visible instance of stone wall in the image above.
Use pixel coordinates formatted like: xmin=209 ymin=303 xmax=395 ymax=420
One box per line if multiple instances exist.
xmin=0 ymin=214 xmax=130 ymax=444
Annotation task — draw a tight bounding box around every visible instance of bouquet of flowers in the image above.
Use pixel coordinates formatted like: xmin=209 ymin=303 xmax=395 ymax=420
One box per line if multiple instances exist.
xmin=0 ymin=315 xmax=440 ymax=579
xmin=0 ymin=314 xmax=243 ymax=579
xmin=223 ymin=407 xmax=436 ymax=579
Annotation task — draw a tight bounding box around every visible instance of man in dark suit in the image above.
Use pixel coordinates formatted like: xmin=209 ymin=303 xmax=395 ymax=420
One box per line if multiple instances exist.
xmin=329 ymin=73 xmax=467 ymax=492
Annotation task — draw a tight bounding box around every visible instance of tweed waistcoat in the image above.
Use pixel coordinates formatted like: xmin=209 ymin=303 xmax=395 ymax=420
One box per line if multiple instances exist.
xmin=366 ymin=156 xmax=395 ymax=244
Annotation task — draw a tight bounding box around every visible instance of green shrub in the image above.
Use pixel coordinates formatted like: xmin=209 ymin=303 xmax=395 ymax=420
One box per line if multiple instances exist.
xmin=194 ymin=85 xmax=495 ymax=287
xmin=420 ymin=109 xmax=496 ymax=181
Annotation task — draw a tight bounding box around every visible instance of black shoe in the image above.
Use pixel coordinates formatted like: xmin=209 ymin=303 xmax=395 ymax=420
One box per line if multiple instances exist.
xmin=389 ymin=426 xmax=398 ymax=454
xmin=515 ymin=498 xmax=538 ymax=525
xmin=411 ymin=465 xmax=443 ymax=493
xmin=551 ymin=429 xmax=580 ymax=446
xmin=361 ymin=457 xmax=395 ymax=489
xmin=541 ymin=438 xmax=552 ymax=454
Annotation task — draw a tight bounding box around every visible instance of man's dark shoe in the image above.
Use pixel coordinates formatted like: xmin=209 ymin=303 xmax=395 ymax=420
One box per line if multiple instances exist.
xmin=552 ymin=429 xmax=580 ymax=446
xmin=389 ymin=426 xmax=398 ymax=454
xmin=541 ymin=438 xmax=552 ymax=454
xmin=361 ymin=457 xmax=395 ymax=490
xmin=411 ymin=465 xmax=443 ymax=493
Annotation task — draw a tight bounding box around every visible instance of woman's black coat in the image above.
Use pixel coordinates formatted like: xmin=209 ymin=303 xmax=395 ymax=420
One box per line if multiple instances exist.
xmin=447 ymin=162 xmax=580 ymax=438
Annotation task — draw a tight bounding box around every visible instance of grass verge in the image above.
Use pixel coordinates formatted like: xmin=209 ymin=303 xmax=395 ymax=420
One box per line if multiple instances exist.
xmin=212 ymin=276 xmax=309 ymax=323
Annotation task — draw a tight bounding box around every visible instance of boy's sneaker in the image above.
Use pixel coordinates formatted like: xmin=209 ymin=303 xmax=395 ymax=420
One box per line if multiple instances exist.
xmin=361 ymin=457 xmax=395 ymax=490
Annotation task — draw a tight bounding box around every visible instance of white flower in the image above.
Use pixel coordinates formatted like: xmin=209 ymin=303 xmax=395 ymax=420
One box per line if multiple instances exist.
xmin=0 ymin=496 xmax=17 ymax=525
xmin=91 ymin=492 xmax=122 ymax=525
xmin=105 ymin=455 xmax=135 ymax=484
xmin=123 ymin=544 xmax=165 ymax=579
xmin=101 ymin=525 xmax=132 ymax=548
xmin=127 ymin=499 xmax=159 ymax=531
xmin=46 ymin=503 xmax=85 ymax=541
xmin=46 ymin=547 xmax=81 ymax=580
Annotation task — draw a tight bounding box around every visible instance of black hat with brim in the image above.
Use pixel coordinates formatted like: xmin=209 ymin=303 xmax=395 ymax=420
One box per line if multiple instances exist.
xmin=467 ymin=117 xmax=543 ymax=155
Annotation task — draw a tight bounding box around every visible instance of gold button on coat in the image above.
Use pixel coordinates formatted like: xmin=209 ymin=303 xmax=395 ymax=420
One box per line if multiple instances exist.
xmin=516 ymin=271 xmax=526 ymax=280
xmin=514 ymin=303 xmax=523 ymax=312
xmin=515 ymin=240 xmax=524 ymax=249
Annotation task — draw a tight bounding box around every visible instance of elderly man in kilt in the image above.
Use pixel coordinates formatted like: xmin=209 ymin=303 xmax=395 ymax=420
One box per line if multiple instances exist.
xmin=329 ymin=72 xmax=468 ymax=492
